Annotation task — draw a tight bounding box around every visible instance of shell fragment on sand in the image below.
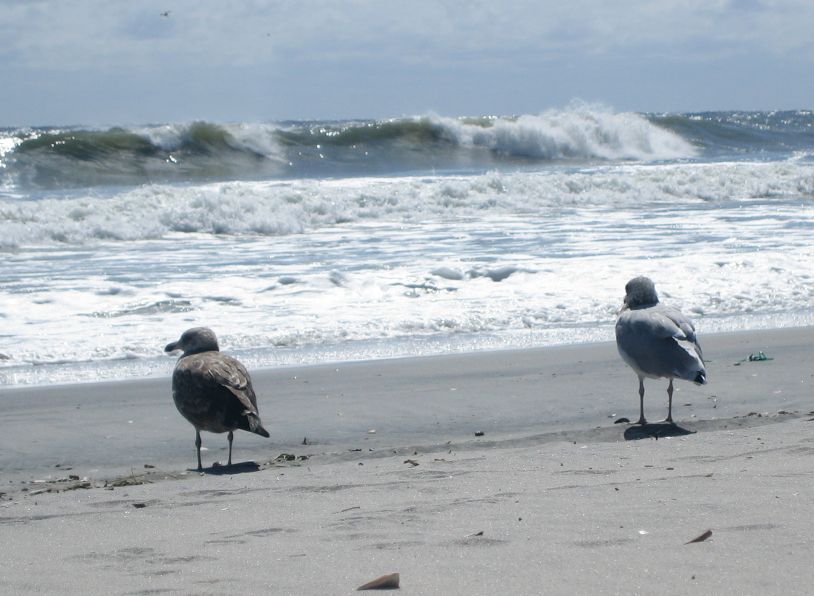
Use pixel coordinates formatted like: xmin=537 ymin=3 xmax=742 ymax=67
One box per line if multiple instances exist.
xmin=685 ymin=529 xmax=713 ymax=544
xmin=357 ymin=573 xmax=400 ymax=590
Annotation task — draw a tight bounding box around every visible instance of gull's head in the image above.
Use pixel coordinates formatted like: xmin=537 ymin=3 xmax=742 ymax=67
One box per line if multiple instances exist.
xmin=621 ymin=276 xmax=659 ymax=311
xmin=164 ymin=327 xmax=220 ymax=356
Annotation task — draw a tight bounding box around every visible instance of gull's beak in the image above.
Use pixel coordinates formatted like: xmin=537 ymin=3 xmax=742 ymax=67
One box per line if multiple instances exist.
xmin=616 ymin=297 xmax=630 ymax=316
xmin=164 ymin=340 xmax=181 ymax=354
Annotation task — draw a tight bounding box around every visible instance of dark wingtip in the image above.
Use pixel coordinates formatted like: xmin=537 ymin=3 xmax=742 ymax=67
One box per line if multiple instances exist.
xmin=240 ymin=412 xmax=269 ymax=437
xmin=245 ymin=412 xmax=269 ymax=437
xmin=694 ymin=371 xmax=707 ymax=385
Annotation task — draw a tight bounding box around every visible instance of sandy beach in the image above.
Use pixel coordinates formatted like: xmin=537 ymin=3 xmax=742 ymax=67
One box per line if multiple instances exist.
xmin=6 ymin=4 xmax=814 ymax=595
xmin=1 ymin=326 xmax=813 ymax=595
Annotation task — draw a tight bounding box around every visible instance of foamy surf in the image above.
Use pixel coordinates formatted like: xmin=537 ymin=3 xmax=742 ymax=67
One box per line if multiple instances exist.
xmin=2 ymin=161 xmax=813 ymax=248
xmin=2 ymin=106 xmax=814 ymax=386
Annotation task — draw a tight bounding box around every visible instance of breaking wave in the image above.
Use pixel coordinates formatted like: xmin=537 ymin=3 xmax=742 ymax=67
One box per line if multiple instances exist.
xmin=429 ymin=106 xmax=695 ymax=161
xmin=1 ymin=105 xmax=697 ymax=190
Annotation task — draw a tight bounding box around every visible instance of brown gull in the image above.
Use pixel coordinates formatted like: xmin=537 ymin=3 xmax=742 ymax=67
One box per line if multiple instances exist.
xmin=165 ymin=327 xmax=269 ymax=471
xmin=615 ymin=277 xmax=707 ymax=425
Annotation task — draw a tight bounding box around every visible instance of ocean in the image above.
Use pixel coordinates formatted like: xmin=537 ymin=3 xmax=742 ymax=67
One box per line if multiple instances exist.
xmin=1 ymin=104 xmax=813 ymax=386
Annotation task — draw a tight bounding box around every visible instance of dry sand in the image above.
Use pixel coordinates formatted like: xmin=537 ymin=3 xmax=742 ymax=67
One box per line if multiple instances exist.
xmin=1 ymin=327 xmax=813 ymax=594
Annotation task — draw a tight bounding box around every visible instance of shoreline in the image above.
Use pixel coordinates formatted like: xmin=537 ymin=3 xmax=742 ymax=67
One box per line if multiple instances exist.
xmin=2 ymin=321 xmax=812 ymax=390
xmin=1 ymin=326 xmax=811 ymax=489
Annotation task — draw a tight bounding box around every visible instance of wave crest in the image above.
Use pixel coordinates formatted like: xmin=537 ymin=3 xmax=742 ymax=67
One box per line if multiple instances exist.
xmin=2 ymin=106 xmax=700 ymax=191
xmin=430 ymin=104 xmax=696 ymax=161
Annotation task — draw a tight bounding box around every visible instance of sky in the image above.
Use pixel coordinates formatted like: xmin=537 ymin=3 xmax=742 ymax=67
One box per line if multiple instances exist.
xmin=1 ymin=0 xmax=813 ymax=126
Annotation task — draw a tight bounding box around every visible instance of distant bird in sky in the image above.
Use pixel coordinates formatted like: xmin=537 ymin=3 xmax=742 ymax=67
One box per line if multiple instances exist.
xmin=160 ymin=10 xmax=170 ymax=17
xmin=615 ymin=277 xmax=707 ymax=425
xmin=165 ymin=327 xmax=269 ymax=472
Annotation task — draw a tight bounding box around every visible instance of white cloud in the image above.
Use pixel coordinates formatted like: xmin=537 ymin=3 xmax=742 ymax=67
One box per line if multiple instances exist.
xmin=2 ymin=0 xmax=813 ymax=72
xmin=2 ymin=0 xmax=813 ymax=124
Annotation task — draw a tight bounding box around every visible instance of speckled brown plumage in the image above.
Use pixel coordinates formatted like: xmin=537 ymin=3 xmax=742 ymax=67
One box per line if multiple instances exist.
xmin=165 ymin=327 xmax=269 ymax=471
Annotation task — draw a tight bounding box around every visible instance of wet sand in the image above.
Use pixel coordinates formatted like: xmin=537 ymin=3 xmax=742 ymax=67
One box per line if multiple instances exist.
xmin=1 ymin=327 xmax=813 ymax=594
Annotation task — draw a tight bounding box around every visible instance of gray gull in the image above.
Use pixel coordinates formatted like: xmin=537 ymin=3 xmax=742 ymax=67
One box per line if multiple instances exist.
xmin=165 ymin=327 xmax=269 ymax=471
xmin=615 ymin=277 xmax=707 ymax=425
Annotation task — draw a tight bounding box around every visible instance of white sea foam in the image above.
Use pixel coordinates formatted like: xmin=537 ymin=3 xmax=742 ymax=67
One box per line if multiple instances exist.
xmin=3 ymin=187 xmax=814 ymax=386
xmin=3 ymin=240 xmax=814 ymax=386
xmin=0 ymin=136 xmax=22 ymax=162
xmin=2 ymin=154 xmax=814 ymax=386
xmin=4 ymin=110 xmax=814 ymax=386
xmin=431 ymin=104 xmax=697 ymax=161
xmin=1 ymin=161 xmax=812 ymax=249
xmin=0 ymin=135 xmax=24 ymax=184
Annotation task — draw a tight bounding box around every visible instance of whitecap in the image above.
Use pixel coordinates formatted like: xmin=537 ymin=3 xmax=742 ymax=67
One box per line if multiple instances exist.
xmin=429 ymin=103 xmax=697 ymax=162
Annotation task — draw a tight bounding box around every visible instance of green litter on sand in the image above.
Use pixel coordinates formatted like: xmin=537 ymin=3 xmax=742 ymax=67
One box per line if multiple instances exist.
xmin=734 ymin=351 xmax=774 ymax=365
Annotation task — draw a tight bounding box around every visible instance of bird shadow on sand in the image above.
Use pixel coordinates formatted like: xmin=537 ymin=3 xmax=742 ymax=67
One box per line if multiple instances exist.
xmin=624 ymin=422 xmax=695 ymax=441
xmin=193 ymin=461 xmax=262 ymax=476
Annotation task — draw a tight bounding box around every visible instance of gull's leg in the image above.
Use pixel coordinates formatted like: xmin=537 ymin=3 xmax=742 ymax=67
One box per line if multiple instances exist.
xmin=228 ymin=431 xmax=234 ymax=466
xmin=195 ymin=430 xmax=203 ymax=472
xmin=637 ymin=376 xmax=647 ymax=425
xmin=665 ymin=379 xmax=674 ymax=424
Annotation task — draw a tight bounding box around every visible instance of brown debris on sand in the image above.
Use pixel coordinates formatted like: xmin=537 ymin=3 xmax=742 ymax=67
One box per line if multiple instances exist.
xmin=357 ymin=573 xmax=400 ymax=590
xmin=685 ymin=529 xmax=713 ymax=544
